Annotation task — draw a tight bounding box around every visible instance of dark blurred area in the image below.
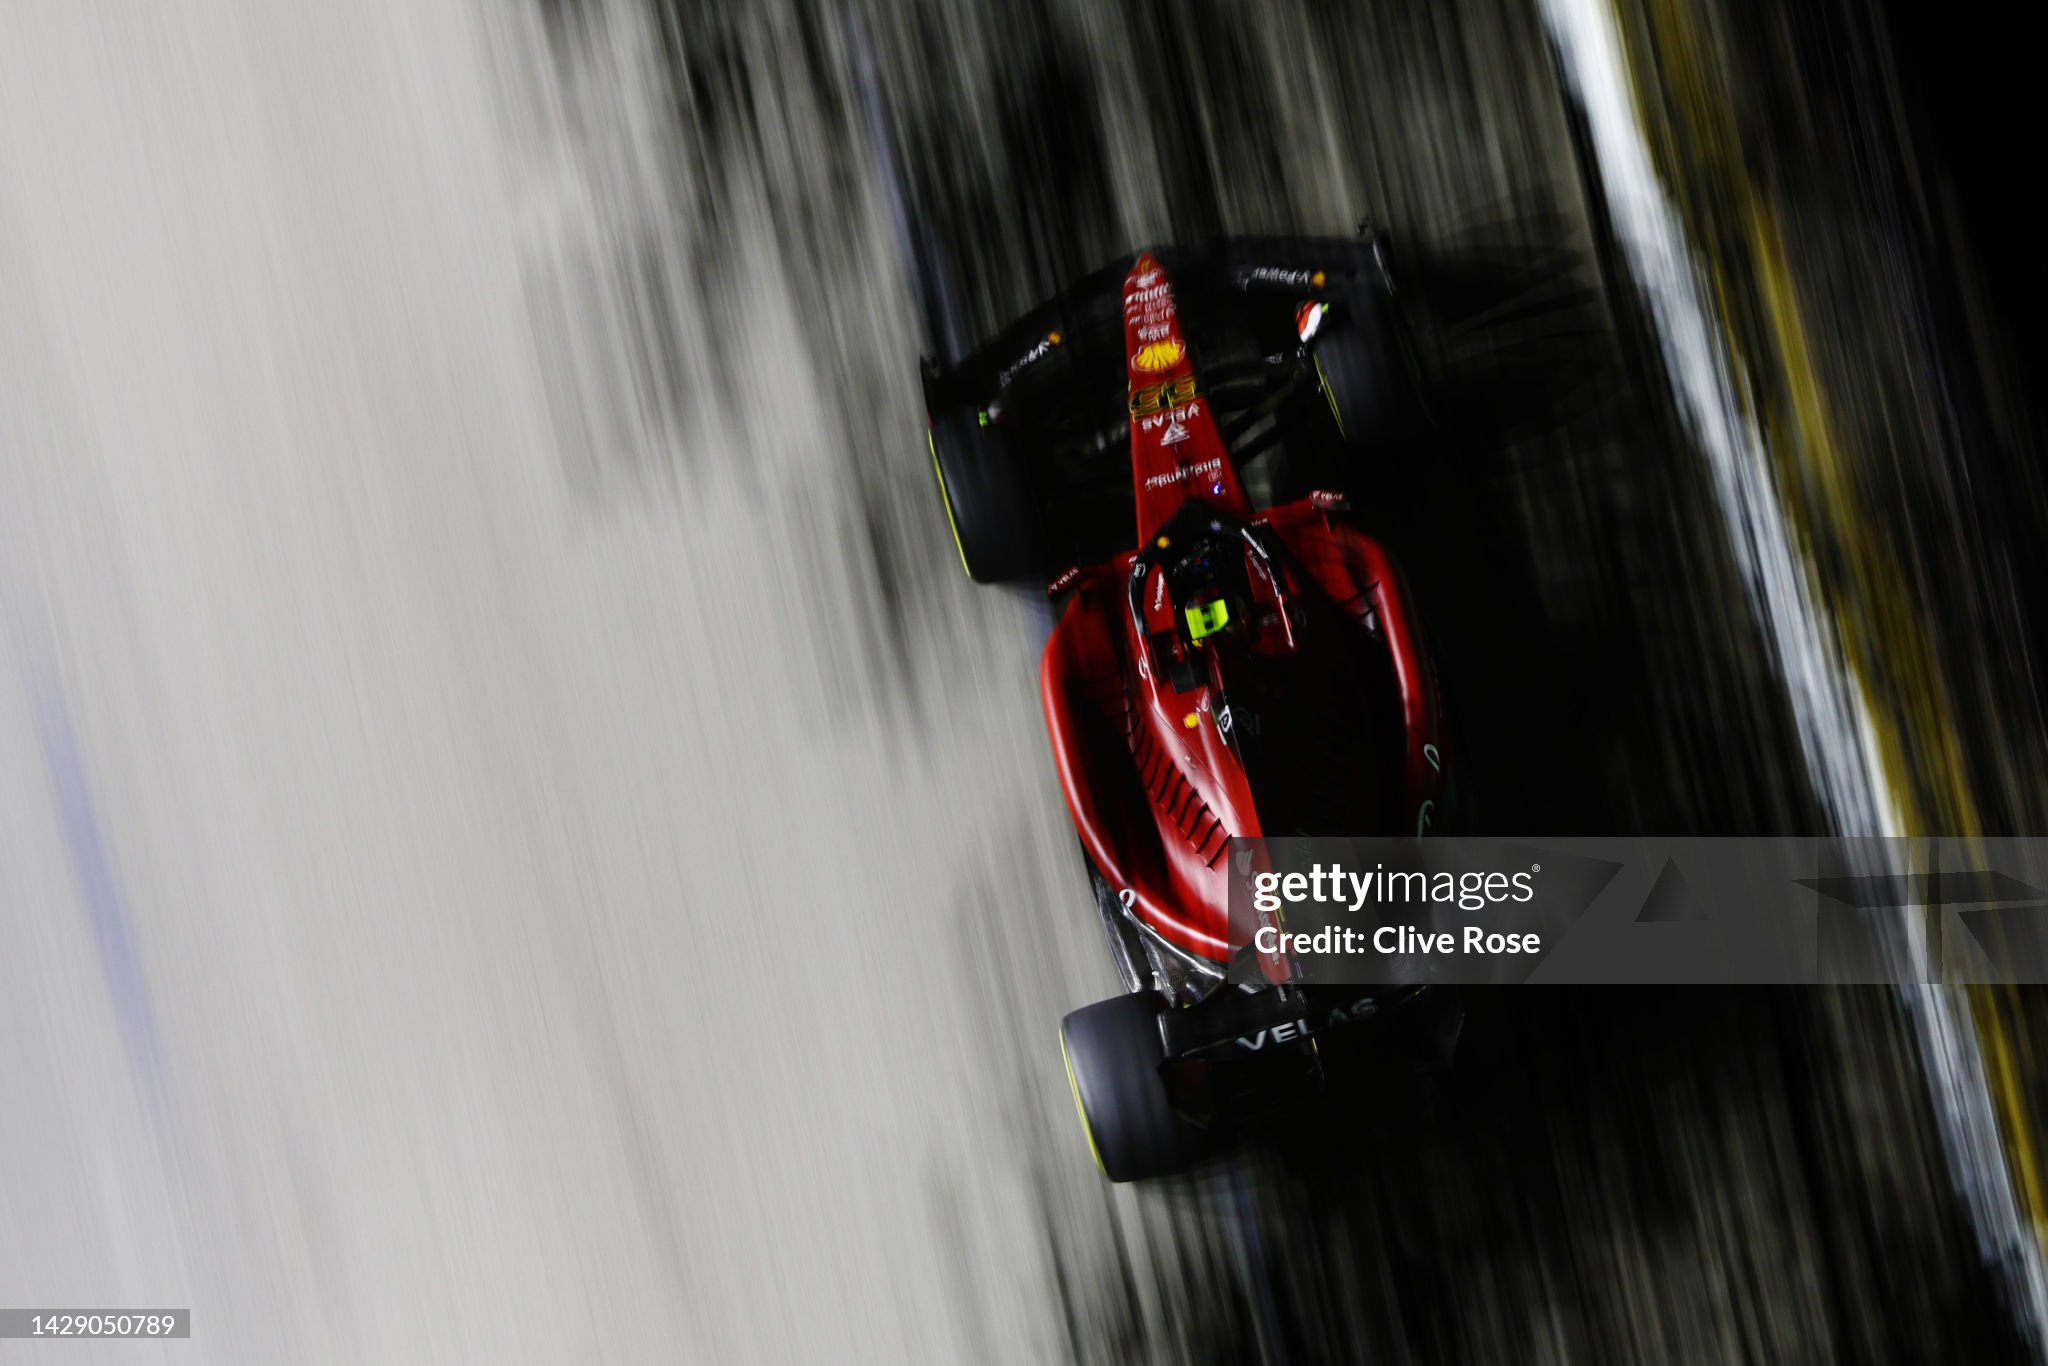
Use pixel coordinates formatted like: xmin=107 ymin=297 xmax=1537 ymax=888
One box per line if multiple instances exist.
xmin=1882 ymin=0 xmax=2048 ymax=388
xmin=1877 ymin=0 xmax=2048 ymax=691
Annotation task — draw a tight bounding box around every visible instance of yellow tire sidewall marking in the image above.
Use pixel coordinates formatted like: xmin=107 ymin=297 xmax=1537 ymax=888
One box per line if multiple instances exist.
xmin=1060 ymin=1025 xmax=1108 ymax=1176
xmin=927 ymin=428 xmax=973 ymax=578
xmin=1314 ymin=354 xmax=1347 ymax=440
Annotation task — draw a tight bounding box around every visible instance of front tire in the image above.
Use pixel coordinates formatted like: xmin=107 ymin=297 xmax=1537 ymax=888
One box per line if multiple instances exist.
xmin=1312 ymin=291 xmax=1425 ymax=450
xmin=1060 ymin=993 xmax=1210 ymax=1182
xmin=927 ymin=406 xmax=1044 ymax=583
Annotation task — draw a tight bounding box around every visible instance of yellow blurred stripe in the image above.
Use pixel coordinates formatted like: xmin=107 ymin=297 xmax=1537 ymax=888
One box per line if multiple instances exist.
xmin=1975 ymin=988 xmax=2048 ymax=1234
xmin=1619 ymin=0 xmax=2047 ymax=1244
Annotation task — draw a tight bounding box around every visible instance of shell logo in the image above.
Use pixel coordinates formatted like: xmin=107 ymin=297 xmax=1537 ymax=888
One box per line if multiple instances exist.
xmin=1132 ymin=339 xmax=1185 ymax=372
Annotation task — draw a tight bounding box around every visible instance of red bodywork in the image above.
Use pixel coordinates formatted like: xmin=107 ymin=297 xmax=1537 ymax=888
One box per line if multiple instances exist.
xmin=1041 ymin=255 xmax=1445 ymax=973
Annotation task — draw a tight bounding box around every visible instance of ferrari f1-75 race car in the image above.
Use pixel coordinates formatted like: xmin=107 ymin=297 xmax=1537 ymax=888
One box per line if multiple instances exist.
xmin=921 ymin=236 xmax=1459 ymax=1181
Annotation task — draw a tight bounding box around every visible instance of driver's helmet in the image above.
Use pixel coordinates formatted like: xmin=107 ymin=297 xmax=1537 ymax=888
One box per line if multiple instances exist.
xmin=1182 ymin=588 xmax=1235 ymax=645
xmin=1173 ymin=543 xmax=1251 ymax=649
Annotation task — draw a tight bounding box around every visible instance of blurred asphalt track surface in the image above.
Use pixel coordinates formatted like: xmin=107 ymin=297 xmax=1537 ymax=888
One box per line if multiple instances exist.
xmin=3 ymin=0 xmax=2045 ymax=1362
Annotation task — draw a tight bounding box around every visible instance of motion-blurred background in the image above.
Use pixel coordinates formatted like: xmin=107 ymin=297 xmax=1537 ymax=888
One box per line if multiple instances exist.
xmin=3 ymin=0 xmax=2045 ymax=1360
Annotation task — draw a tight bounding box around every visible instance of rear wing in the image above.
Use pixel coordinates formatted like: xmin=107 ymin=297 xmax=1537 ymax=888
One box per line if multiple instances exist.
xmin=922 ymin=235 xmax=1393 ymax=417
xmin=921 ymin=235 xmax=1394 ymax=564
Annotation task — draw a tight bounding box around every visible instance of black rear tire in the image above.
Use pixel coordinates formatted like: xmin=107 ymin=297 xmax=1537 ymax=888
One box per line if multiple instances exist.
xmin=1311 ymin=291 xmax=1425 ymax=450
xmin=927 ymin=406 xmax=1044 ymax=583
xmin=1061 ymin=992 xmax=1210 ymax=1182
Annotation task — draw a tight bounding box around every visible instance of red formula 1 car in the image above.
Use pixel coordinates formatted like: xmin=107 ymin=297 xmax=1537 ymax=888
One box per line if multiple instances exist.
xmin=923 ymin=238 xmax=1458 ymax=1180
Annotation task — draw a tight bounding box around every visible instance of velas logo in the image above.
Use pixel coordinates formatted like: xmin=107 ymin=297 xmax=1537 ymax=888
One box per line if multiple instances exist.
xmin=1132 ymin=340 xmax=1184 ymax=372
xmin=1232 ymin=997 xmax=1377 ymax=1052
